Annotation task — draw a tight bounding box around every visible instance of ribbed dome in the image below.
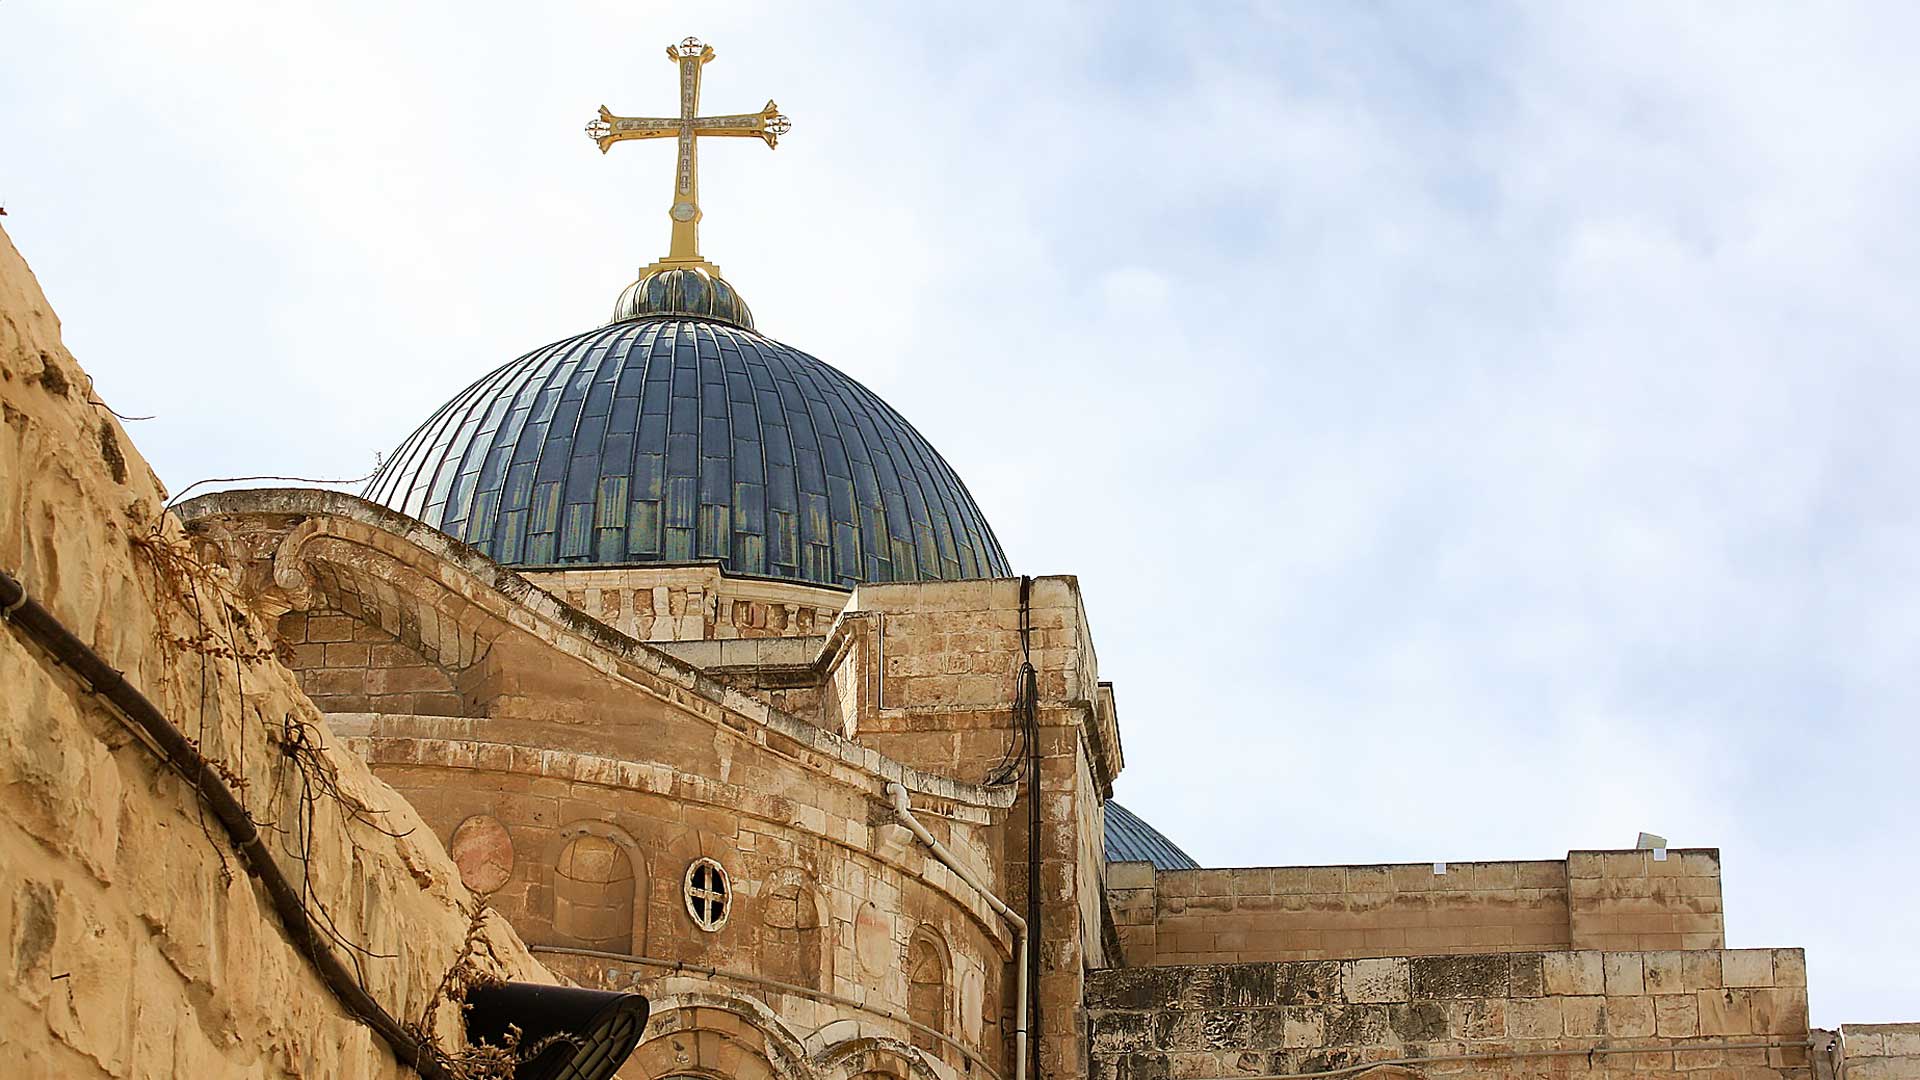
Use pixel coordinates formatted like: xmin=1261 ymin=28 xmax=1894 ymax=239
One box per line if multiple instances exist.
xmin=365 ymin=317 xmax=1009 ymax=589
xmin=1105 ymin=802 xmax=1199 ymax=870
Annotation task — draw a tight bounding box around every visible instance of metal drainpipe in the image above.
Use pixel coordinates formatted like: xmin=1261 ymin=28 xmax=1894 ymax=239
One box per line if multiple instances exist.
xmin=885 ymin=781 xmax=1029 ymax=1080
xmin=1017 ymin=574 xmax=1040 ymax=1080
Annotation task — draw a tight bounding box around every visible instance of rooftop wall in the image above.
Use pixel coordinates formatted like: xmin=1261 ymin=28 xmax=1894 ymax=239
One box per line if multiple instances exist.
xmin=1109 ymin=850 xmax=1722 ymax=966
xmin=1822 ymin=1023 xmax=1920 ymax=1080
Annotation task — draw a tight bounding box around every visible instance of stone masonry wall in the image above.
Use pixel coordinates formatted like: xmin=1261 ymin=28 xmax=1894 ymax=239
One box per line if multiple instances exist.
xmin=0 ymin=225 xmax=545 ymax=1078
xmin=1110 ymin=850 xmax=1723 ymax=966
xmin=1825 ymin=1024 xmax=1920 ymax=1080
xmin=1111 ymin=861 xmax=1571 ymax=965
xmin=1568 ymin=849 xmax=1725 ymax=952
xmin=835 ymin=578 xmax=1120 ymax=1080
xmin=1088 ymin=949 xmax=1812 ymax=1080
xmin=278 ymin=607 xmax=470 ymax=716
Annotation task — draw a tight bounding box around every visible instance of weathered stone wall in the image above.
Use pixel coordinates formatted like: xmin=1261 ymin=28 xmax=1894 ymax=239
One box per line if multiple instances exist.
xmin=1110 ymin=851 xmax=1722 ymax=966
xmin=342 ymin=705 xmax=1013 ymax=1073
xmin=0 ymin=225 xmax=546 ymax=1077
xmin=1825 ymin=1023 xmax=1920 ymax=1080
xmin=1087 ymin=949 xmax=1812 ymax=1080
xmin=1567 ymin=849 xmax=1724 ymax=952
xmin=840 ymin=578 xmax=1122 ymax=1080
xmin=279 ymin=607 xmax=470 ymax=716
xmin=1111 ymin=860 xmax=1571 ymax=965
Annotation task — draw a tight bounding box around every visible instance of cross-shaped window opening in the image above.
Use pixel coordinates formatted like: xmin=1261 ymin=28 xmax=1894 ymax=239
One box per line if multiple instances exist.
xmin=684 ymin=858 xmax=730 ymax=932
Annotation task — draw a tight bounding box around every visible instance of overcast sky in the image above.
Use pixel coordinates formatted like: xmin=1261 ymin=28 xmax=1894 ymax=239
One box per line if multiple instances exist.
xmin=5 ymin=1 xmax=1916 ymax=1025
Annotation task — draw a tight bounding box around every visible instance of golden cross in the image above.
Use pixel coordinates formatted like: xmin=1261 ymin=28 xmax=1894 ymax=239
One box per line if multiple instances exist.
xmin=586 ymin=37 xmax=792 ymax=274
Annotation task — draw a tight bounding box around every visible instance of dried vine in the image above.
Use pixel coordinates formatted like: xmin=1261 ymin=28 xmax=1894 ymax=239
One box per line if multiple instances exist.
xmin=119 ymin=521 xmax=532 ymax=1075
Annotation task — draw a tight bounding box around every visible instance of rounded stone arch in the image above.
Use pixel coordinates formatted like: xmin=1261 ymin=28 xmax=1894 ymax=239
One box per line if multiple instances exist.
xmin=905 ymin=926 xmax=951 ymax=1058
xmin=550 ymin=820 xmax=649 ymax=954
xmin=812 ymin=1037 xmax=948 ymax=1080
xmin=623 ymin=997 xmax=814 ymax=1080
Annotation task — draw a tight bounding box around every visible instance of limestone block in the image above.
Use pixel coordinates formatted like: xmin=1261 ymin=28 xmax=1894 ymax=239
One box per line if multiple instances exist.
xmin=1720 ymin=948 xmax=1775 ymax=988
xmin=1682 ymin=950 xmax=1723 ymax=991
xmin=1874 ymin=1024 xmax=1920 ymax=1055
xmin=1698 ymin=988 xmax=1754 ymax=1035
xmin=1542 ymin=951 xmax=1605 ymax=996
xmin=1772 ymin=948 xmax=1808 ymax=989
xmin=1849 ymin=1060 xmax=1920 ymax=1080
xmin=1603 ymin=953 xmax=1645 ymax=996
xmin=1090 ymin=1011 xmax=1155 ymax=1054
xmin=1343 ymin=958 xmax=1410 ymax=1003
xmin=1750 ymin=988 xmax=1810 ymax=1036
xmin=1451 ymin=998 xmax=1506 ymax=1040
xmin=1507 ymin=953 xmax=1545 ymax=997
xmin=1504 ymin=997 xmax=1563 ymax=1039
xmin=1654 ymin=993 xmax=1699 ymax=1037
xmin=1386 ymin=1001 xmax=1449 ymax=1043
xmin=1604 ymin=995 xmax=1656 ymax=1038
xmin=1282 ymin=1007 xmax=1326 ymax=1048
xmin=1321 ymin=1004 xmax=1390 ymax=1046
xmin=1409 ymin=954 xmax=1509 ymax=999
xmin=1562 ymin=995 xmax=1606 ymax=1037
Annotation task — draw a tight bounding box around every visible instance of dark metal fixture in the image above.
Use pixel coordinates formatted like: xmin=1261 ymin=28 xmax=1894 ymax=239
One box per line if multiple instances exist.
xmin=464 ymin=982 xmax=649 ymax=1080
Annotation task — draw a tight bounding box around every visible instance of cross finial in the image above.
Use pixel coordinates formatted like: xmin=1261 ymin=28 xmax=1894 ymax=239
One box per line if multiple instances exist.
xmin=586 ymin=36 xmax=792 ymax=278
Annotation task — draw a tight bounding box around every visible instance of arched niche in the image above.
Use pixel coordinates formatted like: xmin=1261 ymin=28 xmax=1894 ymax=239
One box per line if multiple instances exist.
xmin=551 ymin=821 xmax=649 ymax=954
xmin=906 ymin=926 xmax=950 ymax=1058
xmin=761 ymin=866 xmax=831 ymax=991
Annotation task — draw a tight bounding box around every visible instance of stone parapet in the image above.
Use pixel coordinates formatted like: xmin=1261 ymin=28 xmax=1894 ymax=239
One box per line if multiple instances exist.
xmin=1567 ymin=848 xmax=1724 ymax=952
xmin=1819 ymin=1023 xmax=1920 ymax=1080
xmin=1110 ymin=850 xmax=1724 ymax=965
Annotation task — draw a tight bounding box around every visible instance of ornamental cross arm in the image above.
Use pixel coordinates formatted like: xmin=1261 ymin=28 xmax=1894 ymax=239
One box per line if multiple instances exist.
xmin=585 ymin=35 xmax=794 ymax=272
xmin=585 ymin=100 xmax=792 ymax=154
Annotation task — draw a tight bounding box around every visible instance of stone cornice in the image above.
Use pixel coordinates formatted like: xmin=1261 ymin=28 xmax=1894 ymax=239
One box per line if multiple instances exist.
xmin=175 ymin=487 xmax=1016 ymax=814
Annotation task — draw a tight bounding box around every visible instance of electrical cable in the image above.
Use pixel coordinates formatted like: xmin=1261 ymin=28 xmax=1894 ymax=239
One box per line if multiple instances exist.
xmin=0 ymin=565 xmax=456 ymax=1080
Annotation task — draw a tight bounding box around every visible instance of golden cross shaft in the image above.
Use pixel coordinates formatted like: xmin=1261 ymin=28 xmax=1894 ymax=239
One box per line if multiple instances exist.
xmin=586 ymin=37 xmax=792 ymax=274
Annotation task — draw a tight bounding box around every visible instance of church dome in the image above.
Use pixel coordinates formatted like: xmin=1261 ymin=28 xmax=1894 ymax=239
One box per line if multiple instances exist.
xmin=364 ymin=316 xmax=1010 ymax=589
xmin=1105 ymin=802 xmax=1199 ymax=870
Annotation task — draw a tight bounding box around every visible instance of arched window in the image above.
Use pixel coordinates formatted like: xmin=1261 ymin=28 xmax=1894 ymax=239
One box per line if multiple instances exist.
xmin=907 ymin=927 xmax=949 ymax=1055
xmin=553 ymin=834 xmax=636 ymax=953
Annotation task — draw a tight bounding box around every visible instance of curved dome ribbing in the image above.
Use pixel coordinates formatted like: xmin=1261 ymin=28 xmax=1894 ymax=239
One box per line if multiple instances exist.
xmin=365 ymin=318 xmax=1009 ymax=589
xmin=1105 ymin=802 xmax=1199 ymax=870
